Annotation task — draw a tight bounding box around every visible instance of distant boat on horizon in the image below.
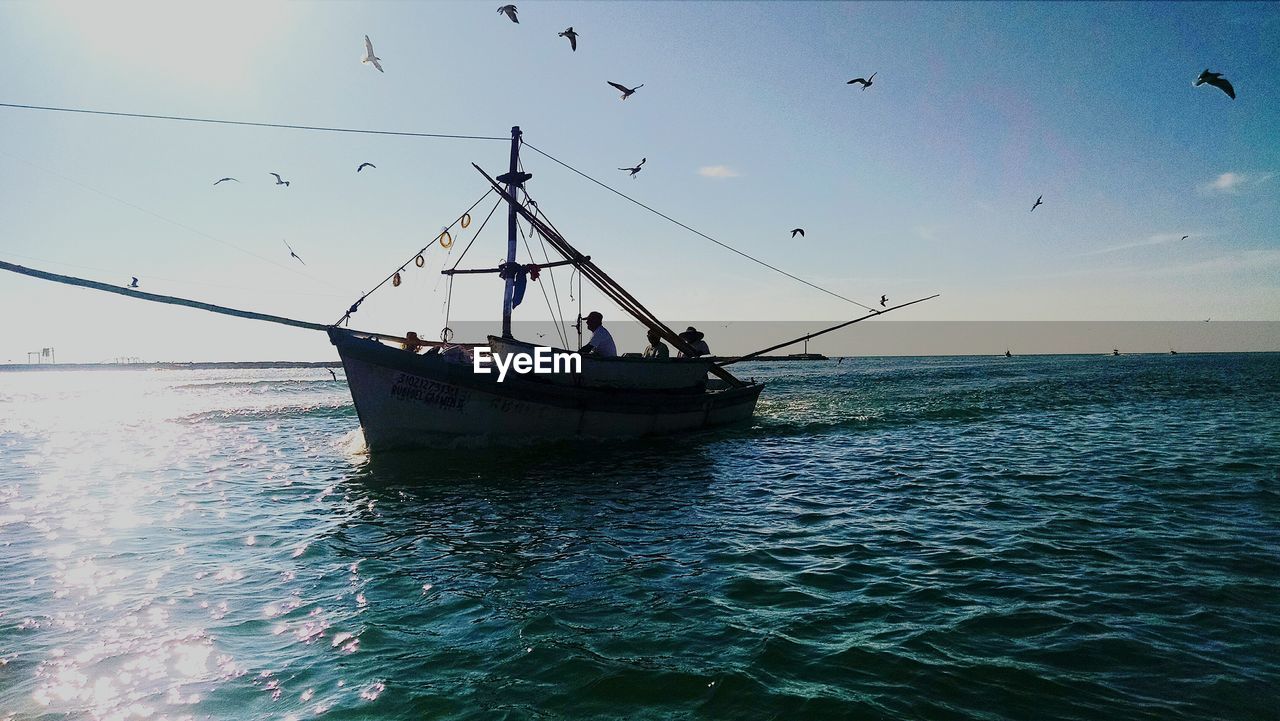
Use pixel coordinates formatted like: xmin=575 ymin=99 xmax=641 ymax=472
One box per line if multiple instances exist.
xmin=1112 ymin=348 xmax=1121 ymax=356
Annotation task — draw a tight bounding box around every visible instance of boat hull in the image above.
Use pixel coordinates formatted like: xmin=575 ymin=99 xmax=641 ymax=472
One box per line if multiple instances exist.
xmin=330 ymin=330 xmax=763 ymax=450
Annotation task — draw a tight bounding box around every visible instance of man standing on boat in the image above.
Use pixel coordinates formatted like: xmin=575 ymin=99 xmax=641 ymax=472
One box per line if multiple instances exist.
xmin=579 ymin=311 xmax=617 ymax=358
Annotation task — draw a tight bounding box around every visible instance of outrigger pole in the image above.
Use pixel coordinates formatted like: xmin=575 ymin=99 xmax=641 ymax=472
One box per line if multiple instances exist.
xmin=716 ymin=294 xmax=941 ymax=366
xmin=0 ymin=259 xmax=425 ymax=346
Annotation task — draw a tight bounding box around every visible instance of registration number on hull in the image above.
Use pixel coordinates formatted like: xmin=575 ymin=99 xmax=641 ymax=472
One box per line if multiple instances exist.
xmin=390 ymin=373 xmax=468 ymax=411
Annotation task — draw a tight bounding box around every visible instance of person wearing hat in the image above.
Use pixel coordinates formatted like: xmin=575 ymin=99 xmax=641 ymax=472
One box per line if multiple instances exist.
xmin=677 ymin=327 xmax=710 ymax=358
xmin=579 ymin=311 xmax=617 ymax=358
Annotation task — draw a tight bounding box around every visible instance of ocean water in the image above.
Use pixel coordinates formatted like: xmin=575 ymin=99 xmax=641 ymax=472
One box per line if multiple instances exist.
xmin=1 ymin=353 xmax=1277 ymax=721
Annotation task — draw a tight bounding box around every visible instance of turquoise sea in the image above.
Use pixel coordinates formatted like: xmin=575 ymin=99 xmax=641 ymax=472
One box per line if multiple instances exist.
xmin=1 ymin=353 xmax=1277 ymax=720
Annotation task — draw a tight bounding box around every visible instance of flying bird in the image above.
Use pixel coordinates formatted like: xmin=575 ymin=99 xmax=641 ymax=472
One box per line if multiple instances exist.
xmin=790 ymin=228 xmax=805 ymax=238
xmin=607 ymin=81 xmax=644 ymax=100
xmin=1194 ymin=69 xmax=1235 ymax=99
xmin=559 ymin=27 xmax=578 ymax=51
xmin=618 ymin=158 xmax=646 ymax=178
xmin=497 ymin=5 xmax=518 ymax=23
xmin=1031 ymin=195 xmax=1043 ymax=212
xmin=129 ymin=277 xmax=139 ymax=288
xmin=270 ymin=173 xmax=290 ymax=187
xmin=213 ymin=177 xmax=238 ymax=185
xmin=328 ymin=368 xmax=337 ymax=381
xmin=847 ymin=72 xmax=877 ymax=90
xmin=362 ymin=35 xmax=383 ymax=73
xmin=1181 ymin=235 xmax=1189 ymax=241
xmin=283 ymin=240 xmax=305 ymax=265
xmin=357 ymin=162 xmax=376 ymax=172
xmin=880 ymin=295 xmax=888 ymax=307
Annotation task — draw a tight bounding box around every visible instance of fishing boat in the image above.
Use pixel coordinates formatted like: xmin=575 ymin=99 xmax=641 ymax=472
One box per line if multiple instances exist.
xmin=328 ymin=127 xmax=766 ymax=449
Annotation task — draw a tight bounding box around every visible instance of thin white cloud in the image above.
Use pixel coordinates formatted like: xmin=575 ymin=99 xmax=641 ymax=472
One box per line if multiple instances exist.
xmin=1080 ymin=232 xmax=1200 ymax=257
xmin=1015 ymin=249 xmax=1280 ymax=281
xmin=914 ymin=225 xmax=942 ymax=242
xmin=697 ymin=165 xmax=740 ymax=179
xmin=1201 ymin=171 xmax=1274 ymax=194
xmin=1142 ymin=248 xmax=1280 ymax=277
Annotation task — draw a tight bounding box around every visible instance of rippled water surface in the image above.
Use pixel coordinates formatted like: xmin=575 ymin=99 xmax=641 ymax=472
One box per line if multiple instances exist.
xmin=1 ymin=354 xmax=1277 ymax=720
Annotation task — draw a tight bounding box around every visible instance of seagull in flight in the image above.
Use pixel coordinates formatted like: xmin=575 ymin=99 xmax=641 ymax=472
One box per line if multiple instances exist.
xmin=270 ymin=173 xmax=290 ymax=187
xmin=283 ymin=240 xmax=305 ymax=265
xmin=847 ymin=72 xmax=876 ymax=90
xmin=790 ymin=228 xmax=805 ymax=238
xmin=213 ymin=177 xmax=238 ymax=185
xmin=357 ymin=162 xmax=376 ymax=172
xmin=129 ymin=277 xmax=139 ymax=288
xmin=1194 ymin=69 xmax=1235 ymax=99
xmin=607 ymin=81 xmax=644 ymax=100
xmin=618 ymin=158 xmax=646 ymax=178
xmin=497 ymin=5 xmax=519 ymax=23
xmin=1031 ymin=194 xmax=1043 ymax=212
xmin=1180 ymin=235 xmax=1190 ymax=241
xmin=880 ymin=294 xmax=888 ymax=307
xmin=363 ymin=35 xmax=384 ymax=73
xmin=559 ymin=27 xmax=578 ymax=51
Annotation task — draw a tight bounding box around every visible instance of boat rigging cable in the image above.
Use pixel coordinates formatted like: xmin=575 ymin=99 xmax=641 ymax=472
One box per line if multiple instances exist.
xmin=336 ymin=189 xmax=496 ymax=326
xmin=0 ymin=102 xmax=508 ymax=142
xmin=517 ymin=220 xmax=570 ymax=349
xmin=521 ymin=142 xmax=879 ymax=312
xmin=446 ymin=197 xmax=505 ymax=273
xmin=440 ymin=196 xmax=507 ymax=339
xmin=517 ymin=157 xmax=573 ymax=349
xmin=0 ymin=101 xmax=877 ymax=312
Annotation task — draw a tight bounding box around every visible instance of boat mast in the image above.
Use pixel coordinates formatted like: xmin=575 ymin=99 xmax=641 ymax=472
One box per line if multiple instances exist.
xmin=501 ymin=126 xmax=522 ymax=338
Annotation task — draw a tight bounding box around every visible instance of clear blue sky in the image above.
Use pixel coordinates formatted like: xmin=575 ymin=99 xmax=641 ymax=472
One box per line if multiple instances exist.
xmin=1 ymin=1 xmax=1276 ymax=362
